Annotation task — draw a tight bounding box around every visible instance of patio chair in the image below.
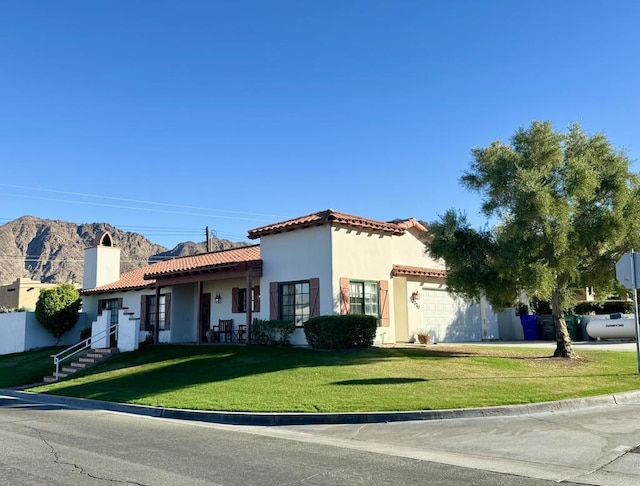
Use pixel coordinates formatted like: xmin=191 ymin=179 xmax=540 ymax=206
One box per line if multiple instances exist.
xmin=215 ymin=319 xmax=233 ymax=343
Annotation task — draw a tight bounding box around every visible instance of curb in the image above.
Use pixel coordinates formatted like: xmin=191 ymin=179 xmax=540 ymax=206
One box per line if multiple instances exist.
xmin=2 ymin=388 xmax=640 ymax=426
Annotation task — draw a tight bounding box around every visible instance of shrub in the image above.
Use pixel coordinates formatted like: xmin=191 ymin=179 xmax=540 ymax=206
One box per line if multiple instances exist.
xmin=573 ymin=300 xmax=633 ymax=315
xmin=304 ymin=315 xmax=377 ymax=350
xmin=79 ymin=327 xmax=92 ymax=342
xmin=251 ymin=319 xmax=295 ymax=346
xmin=35 ymin=283 xmax=82 ymax=344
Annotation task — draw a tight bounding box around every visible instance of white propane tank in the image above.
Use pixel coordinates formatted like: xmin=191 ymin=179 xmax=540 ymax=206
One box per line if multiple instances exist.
xmin=586 ymin=316 xmax=636 ymax=340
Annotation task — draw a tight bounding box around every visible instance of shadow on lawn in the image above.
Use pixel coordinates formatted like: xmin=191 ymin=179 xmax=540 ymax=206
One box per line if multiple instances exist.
xmin=28 ymin=345 xmax=566 ymax=403
xmin=333 ymin=378 xmax=427 ymax=385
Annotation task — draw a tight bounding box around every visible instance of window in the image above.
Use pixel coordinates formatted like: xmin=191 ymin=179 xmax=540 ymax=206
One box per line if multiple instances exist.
xmin=349 ymin=281 xmax=379 ymax=317
xmin=280 ymin=281 xmax=310 ymax=327
xmin=233 ymin=286 xmax=260 ymax=313
xmin=145 ymin=294 xmax=166 ymax=330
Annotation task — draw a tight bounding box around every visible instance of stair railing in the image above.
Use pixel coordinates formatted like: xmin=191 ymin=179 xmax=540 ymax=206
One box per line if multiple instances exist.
xmin=51 ymin=323 xmax=117 ymax=381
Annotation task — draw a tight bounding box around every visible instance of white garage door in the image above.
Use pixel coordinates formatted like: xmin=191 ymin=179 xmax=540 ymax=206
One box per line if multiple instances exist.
xmin=421 ymin=289 xmax=482 ymax=342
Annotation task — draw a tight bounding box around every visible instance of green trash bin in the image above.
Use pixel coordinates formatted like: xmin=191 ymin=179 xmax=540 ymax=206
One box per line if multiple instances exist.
xmin=564 ymin=314 xmax=582 ymax=341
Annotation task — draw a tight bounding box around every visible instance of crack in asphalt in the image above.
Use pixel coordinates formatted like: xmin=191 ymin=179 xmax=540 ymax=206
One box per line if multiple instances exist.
xmin=22 ymin=423 xmax=149 ymax=485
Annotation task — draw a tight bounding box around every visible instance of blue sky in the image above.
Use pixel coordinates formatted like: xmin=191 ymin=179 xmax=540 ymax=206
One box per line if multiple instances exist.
xmin=1 ymin=1 xmax=638 ymax=248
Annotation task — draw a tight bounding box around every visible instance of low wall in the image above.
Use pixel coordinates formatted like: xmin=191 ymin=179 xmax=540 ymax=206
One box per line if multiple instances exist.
xmin=0 ymin=312 xmax=87 ymax=355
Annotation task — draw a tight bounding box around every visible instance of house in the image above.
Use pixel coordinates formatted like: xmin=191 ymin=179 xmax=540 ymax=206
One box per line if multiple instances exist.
xmin=0 ymin=277 xmax=78 ymax=311
xmin=80 ymin=209 xmax=500 ymax=349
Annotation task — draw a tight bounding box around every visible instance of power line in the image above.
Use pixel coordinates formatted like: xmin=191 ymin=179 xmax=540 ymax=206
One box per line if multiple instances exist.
xmin=0 ymin=184 xmax=288 ymax=220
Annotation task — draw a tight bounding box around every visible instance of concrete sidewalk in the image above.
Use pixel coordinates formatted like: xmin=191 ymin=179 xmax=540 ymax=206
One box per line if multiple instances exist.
xmin=270 ymin=396 xmax=640 ymax=485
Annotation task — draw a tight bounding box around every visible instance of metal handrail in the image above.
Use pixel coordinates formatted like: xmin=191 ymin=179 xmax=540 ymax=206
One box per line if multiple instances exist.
xmin=50 ymin=323 xmax=117 ymax=380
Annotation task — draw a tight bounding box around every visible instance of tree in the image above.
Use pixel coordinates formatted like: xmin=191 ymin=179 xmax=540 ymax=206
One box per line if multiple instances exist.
xmin=428 ymin=121 xmax=640 ymax=358
xmin=35 ymin=283 xmax=82 ymax=344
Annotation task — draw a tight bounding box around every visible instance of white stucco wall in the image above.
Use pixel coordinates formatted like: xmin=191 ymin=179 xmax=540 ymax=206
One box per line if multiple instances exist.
xmin=83 ymin=245 xmax=121 ymax=289
xmin=391 ymin=227 xmax=442 ymax=269
xmin=204 ymin=277 xmax=264 ymax=331
xmin=0 ymin=312 xmax=87 ymax=355
xmin=171 ymin=283 xmax=197 ymax=343
xmin=0 ymin=312 xmax=30 ymax=355
xmin=330 ymin=226 xmax=396 ymax=344
xmin=259 ymin=226 xmax=333 ymax=345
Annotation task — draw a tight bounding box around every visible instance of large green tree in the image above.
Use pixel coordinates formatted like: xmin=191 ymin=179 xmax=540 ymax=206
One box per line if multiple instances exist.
xmin=428 ymin=121 xmax=640 ymax=358
xmin=35 ymin=283 xmax=82 ymax=344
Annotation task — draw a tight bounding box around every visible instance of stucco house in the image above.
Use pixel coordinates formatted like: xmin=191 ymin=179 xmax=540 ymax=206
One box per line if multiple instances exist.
xmin=80 ymin=209 xmax=499 ymax=350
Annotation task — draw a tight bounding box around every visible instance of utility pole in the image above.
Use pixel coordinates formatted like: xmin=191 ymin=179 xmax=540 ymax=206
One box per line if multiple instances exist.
xmin=205 ymin=226 xmax=211 ymax=252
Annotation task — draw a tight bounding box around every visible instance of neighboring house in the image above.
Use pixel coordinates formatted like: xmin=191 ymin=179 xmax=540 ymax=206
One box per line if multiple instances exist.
xmin=0 ymin=277 xmax=78 ymax=311
xmin=80 ymin=209 xmax=500 ymax=348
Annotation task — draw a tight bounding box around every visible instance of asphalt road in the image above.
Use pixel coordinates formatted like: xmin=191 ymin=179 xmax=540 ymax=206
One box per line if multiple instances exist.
xmin=0 ymin=395 xmax=574 ymax=486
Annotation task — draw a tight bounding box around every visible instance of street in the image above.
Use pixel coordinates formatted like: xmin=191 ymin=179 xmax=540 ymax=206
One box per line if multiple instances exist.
xmin=0 ymin=394 xmax=571 ymax=486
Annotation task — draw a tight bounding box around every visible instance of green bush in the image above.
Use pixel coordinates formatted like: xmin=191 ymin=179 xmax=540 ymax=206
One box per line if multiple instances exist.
xmin=304 ymin=315 xmax=377 ymax=350
xmin=35 ymin=283 xmax=82 ymax=344
xmin=251 ymin=319 xmax=295 ymax=346
xmin=79 ymin=327 xmax=92 ymax=342
xmin=573 ymin=300 xmax=633 ymax=315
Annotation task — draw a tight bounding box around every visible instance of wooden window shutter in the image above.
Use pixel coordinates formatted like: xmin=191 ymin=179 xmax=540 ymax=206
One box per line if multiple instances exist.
xmin=269 ymin=282 xmax=279 ymax=320
xmin=310 ymin=278 xmax=320 ymax=318
xmin=379 ymin=280 xmax=389 ymax=327
xmin=140 ymin=295 xmax=147 ymax=331
xmin=253 ymin=285 xmax=261 ymax=312
xmin=232 ymin=287 xmax=240 ymax=313
xmin=339 ymin=278 xmax=350 ymax=315
xmin=164 ymin=293 xmax=171 ymax=330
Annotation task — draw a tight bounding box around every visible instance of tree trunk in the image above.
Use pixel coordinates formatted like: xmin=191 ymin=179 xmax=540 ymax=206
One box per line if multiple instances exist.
xmin=551 ymin=288 xmax=577 ymax=358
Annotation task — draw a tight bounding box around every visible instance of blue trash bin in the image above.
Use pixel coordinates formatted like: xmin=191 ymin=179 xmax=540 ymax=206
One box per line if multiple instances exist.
xmin=520 ymin=315 xmax=539 ymax=340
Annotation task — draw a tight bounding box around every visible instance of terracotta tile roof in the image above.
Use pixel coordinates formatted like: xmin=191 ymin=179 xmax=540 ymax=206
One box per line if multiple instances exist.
xmin=144 ymin=245 xmax=261 ymax=279
xmin=81 ymin=245 xmax=261 ymax=295
xmin=81 ymin=267 xmax=155 ymax=295
xmin=392 ymin=264 xmax=446 ymax=279
xmin=394 ymin=218 xmax=428 ymax=234
xmin=247 ymin=209 xmax=406 ymax=239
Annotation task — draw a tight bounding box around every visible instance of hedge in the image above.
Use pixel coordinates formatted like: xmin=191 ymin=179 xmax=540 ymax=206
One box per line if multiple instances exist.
xmin=304 ymin=315 xmax=377 ymax=350
xmin=251 ymin=319 xmax=295 ymax=346
xmin=573 ymin=300 xmax=633 ymax=315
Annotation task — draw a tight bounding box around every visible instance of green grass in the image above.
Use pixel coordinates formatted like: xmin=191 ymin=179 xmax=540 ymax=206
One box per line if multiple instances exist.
xmin=0 ymin=347 xmax=64 ymax=388
xmin=12 ymin=344 xmax=640 ymax=412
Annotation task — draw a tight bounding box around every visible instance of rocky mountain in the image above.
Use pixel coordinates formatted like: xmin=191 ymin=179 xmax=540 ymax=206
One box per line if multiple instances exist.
xmin=0 ymin=216 xmax=245 ymax=286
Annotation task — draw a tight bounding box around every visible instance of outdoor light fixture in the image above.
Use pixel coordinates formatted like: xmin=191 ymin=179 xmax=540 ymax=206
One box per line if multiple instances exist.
xmin=215 ymin=292 xmax=221 ymax=304
xmin=410 ymin=290 xmax=420 ymax=308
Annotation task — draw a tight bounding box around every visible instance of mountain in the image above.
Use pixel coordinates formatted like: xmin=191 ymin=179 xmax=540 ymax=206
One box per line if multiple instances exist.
xmin=0 ymin=216 xmax=245 ymax=286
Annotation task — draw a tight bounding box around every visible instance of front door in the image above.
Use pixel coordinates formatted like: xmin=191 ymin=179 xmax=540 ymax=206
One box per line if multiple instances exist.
xmin=100 ymin=298 xmax=120 ymax=347
xmin=200 ymin=293 xmax=211 ymax=343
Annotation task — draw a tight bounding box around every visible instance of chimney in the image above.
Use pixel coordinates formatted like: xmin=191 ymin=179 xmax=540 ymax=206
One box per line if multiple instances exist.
xmin=83 ymin=231 xmax=121 ymax=290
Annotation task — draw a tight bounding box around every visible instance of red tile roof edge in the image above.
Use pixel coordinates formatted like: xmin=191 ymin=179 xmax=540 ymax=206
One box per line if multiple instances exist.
xmin=143 ymin=245 xmax=261 ymax=279
xmin=391 ymin=264 xmax=446 ymax=279
xmin=81 ymin=245 xmax=261 ymax=294
xmin=247 ymin=209 xmax=406 ymax=239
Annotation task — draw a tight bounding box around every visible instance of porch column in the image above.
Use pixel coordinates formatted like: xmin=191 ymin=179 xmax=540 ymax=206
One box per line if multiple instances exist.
xmin=154 ymin=285 xmax=161 ymax=344
xmin=198 ymin=281 xmax=204 ymax=344
xmin=246 ymin=271 xmax=253 ymax=344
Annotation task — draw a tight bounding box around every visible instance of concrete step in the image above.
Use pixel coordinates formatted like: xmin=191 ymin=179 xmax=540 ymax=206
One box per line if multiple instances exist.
xmin=44 ymin=348 xmax=120 ymax=383
xmin=94 ymin=347 xmax=119 ymax=355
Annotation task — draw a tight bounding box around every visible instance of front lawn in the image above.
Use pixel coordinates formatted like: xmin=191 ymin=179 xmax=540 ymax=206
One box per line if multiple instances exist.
xmin=0 ymin=347 xmax=64 ymax=388
xmin=16 ymin=344 xmax=640 ymax=412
